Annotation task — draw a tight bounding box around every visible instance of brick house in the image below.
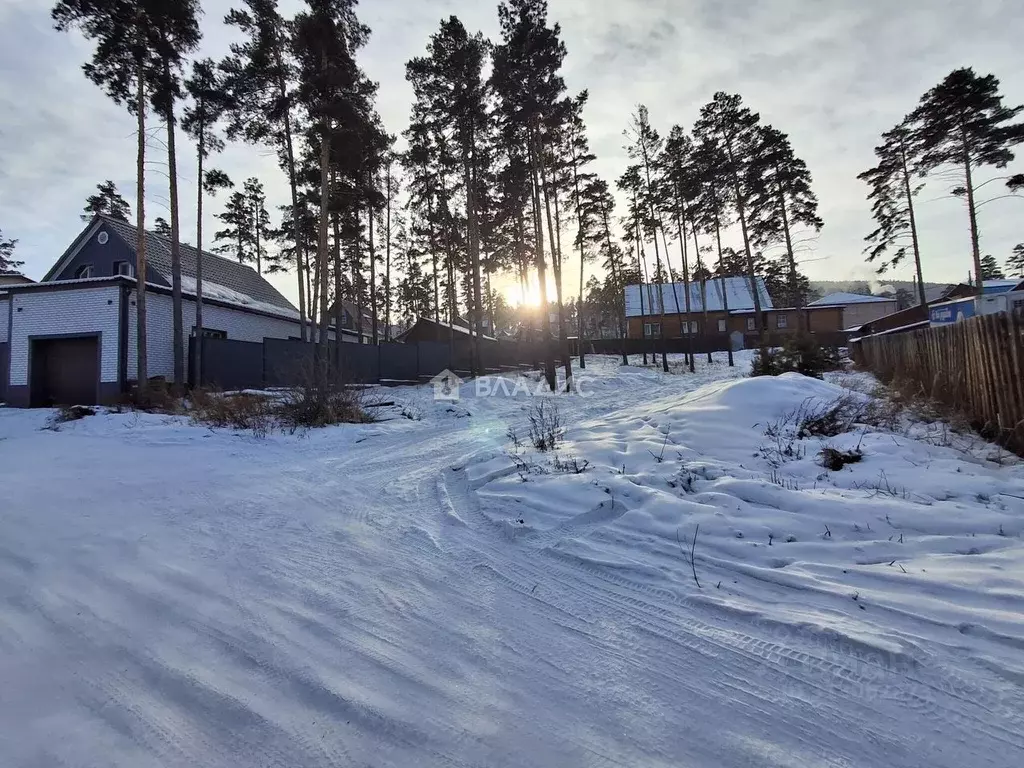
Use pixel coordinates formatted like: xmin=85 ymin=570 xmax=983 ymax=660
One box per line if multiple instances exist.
xmin=0 ymin=214 xmax=359 ymax=407
xmin=624 ymin=278 xmax=847 ymax=348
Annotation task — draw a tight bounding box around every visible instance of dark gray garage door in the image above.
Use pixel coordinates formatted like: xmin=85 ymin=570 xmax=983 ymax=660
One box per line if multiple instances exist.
xmin=31 ymin=336 xmax=100 ymax=407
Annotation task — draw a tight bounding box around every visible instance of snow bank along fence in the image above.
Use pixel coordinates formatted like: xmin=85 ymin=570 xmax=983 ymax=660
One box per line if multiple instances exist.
xmin=852 ymin=311 xmax=1024 ymax=453
xmin=190 ymin=336 xmax=554 ymax=390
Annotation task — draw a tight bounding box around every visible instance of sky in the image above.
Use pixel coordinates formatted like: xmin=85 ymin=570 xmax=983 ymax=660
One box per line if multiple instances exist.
xmin=1 ymin=0 xmax=1022 ymax=308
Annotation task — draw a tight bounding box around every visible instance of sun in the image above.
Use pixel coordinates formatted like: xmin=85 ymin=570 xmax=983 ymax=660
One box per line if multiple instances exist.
xmin=504 ymin=277 xmax=543 ymax=308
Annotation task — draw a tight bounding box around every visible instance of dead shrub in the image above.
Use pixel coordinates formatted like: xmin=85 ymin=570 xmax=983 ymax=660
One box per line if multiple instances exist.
xmin=44 ymin=404 xmax=96 ymax=430
xmin=527 ymin=400 xmax=563 ymax=451
xmin=189 ymin=390 xmax=275 ymax=438
xmin=819 ymin=445 xmax=863 ymax=471
xmin=553 ymin=454 xmax=590 ymax=474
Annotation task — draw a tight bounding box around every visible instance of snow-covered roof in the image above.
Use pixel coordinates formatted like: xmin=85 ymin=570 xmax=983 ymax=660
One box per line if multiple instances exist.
xmin=624 ymin=277 xmax=773 ymax=318
xmin=807 ymin=292 xmax=896 ymax=307
xmin=178 ymin=276 xmax=299 ymax=321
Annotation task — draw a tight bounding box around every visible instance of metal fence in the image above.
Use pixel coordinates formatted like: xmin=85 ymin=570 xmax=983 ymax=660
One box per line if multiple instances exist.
xmin=852 ymin=311 xmax=1024 ymax=453
xmin=190 ymin=337 xmax=553 ymax=390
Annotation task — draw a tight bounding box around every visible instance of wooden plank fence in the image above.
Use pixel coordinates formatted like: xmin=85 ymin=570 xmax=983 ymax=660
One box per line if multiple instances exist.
xmin=852 ymin=311 xmax=1024 ymax=453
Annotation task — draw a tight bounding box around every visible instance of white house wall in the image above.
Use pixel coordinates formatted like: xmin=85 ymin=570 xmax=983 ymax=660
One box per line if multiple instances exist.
xmin=6 ymin=286 xmax=122 ymax=386
xmin=126 ymin=289 xmax=302 ymax=381
xmin=1 ymin=296 xmax=9 ymax=341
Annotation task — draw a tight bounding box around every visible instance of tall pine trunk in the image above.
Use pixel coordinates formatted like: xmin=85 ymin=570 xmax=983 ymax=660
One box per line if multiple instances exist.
xmin=897 ymin=138 xmax=927 ymax=308
xmin=673 ymin=205 xmax=695 ymax=373
xmin=385 ymin=167 xmax=393 ymax=341
xmin=194 ymin=127 xmax=205 ymax=386
xmin=529 ymin=125 xmax=556 ymax=391
xmin=165 ymin=98 xmax=184 ymax=388
xmin=369 ymin=199 xmax=379 ymax=345
xmin=135 ymin=64 xmax=148 ymax=394
xmin=721 ymin=127 xmax=765 ymax=347
xmin=712 ymin=208 xmax=734 ymax=367
xmin=630 ymin=194 xmax=648 ymax=366
xmin=463 ymin=147 xmax=482 ymax=377
xmin=601 ymin=206 xmax=628 ymax=366
xmin=274 ymin=42 xmax=307 ymax=343
xmin=959 ymin=122 xmax=984 ymax=295
xmin=569 ymin=150 xmax=587 ymax=369
xmin=640 ymin=151 xmax=669 ymax=372
xmin=317 ymin=121 xmax=331 ymax=366
xmin=537 ymin=130 xmax=572 ymax=390
xmin=686 ymin=211 xmax=712 ymax=364
xmin=332 ymin=210 xmax=342 ymax=370
xmin=774 ymin=171 xmax=802 ymax=331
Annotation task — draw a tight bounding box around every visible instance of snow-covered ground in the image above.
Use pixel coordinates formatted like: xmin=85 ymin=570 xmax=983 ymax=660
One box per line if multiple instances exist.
xmin=1 ymin=353 xmax=1022 ymax=767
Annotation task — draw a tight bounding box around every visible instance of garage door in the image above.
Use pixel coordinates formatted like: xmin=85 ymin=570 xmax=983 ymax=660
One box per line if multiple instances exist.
xmin=30 ymin=336 xmax=100 ymax=407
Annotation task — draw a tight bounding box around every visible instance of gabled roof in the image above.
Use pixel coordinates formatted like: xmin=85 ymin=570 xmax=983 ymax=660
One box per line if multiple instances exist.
xmin=45 ymin=214 xmax=297 ymax=314
xmin=807 ymin=292 xmax=896 ymax=307
xmin=624 ymin=276 xmax=773 ymax=318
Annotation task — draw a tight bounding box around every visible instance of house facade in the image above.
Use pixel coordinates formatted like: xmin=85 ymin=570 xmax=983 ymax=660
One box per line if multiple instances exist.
xmin=623 ymin=278 xmax=846 ymax=346
xmin=806 ymin=292 xmax=898 ymax=330
xmin=0 ymin=215 xmax=360 ymax=407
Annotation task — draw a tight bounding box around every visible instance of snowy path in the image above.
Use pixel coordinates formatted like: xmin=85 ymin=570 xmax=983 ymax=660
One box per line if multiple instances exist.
xmin=1 ymin=356 xmax=1022 ymax=767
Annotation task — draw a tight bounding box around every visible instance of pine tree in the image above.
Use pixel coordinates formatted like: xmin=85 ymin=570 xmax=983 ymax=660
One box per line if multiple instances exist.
xmin=980 ymin=253 xmax=1005 ymax=280
xmin=54 ymin=0 xmax=158 ymax=390
xmin=694 ymin=92 xmax=768 ymax=347
xmin=406 ymin=16 xmax=489 ymax=373
xmin=492 ymin=0 xmax=568 ymax=391
xmin=858 ymin=120 xmax=927 ymax=306
xmin=747 ymin=124 xmax=823 ymax=323
xmin=563 ymin=91 xmax=596 ymax=369
xmin=293 ymin=0 xmax=371 ymax=357
xmin=0 ymin=229 xmax=23 ymax=272
xmin=82 ymin=180 xmax=131 ymax=221
xmin=183 ymin=58 xmax=231 ymax=378
xmin=223 ymin=0 xmax=309 ymax=340
xmin=659 ymin=126 xmax=700 ymax=371
xmin=154 ymin=217 xmax=171 ymax=236
xmin=149 ymin=0 xmax=201 ymax=387
xmin=242 ymin=178 xmax=272 ymax=274
xmin=692 ymin=136 xmax=735 ymax=366
xmin=911 ymin=68 xmax=1024 ymax=293
xmin=1008 ymin=244 xmax=1024 ymax=279
xmin=580 ymin=177 xmax=628 ymax=364
xmin=214 ymin=191 xmax=254 ymax=265
xmin=618 ymin=164 xmax=651 ymax=365
xmin=625 ymin=105 xmax=671 ymax=372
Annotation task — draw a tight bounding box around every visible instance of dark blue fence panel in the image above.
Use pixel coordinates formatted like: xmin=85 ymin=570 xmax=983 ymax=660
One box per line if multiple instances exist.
xmin=417 ymin=341 xmax=451 ymax=378
xmin=340 ymin=343 xmax=380 ymax=383
xmin=200 ymin=337 xmax=264 ymax=390
xmin=378 ymin=343 xmax=418 ymax=381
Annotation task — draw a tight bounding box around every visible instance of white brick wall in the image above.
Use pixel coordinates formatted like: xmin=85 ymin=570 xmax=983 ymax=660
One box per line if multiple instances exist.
xmin=7 ymin=286 xmax=122 ymax=386
xmin=126 ymin=289 xmax=302 ymax=381
xmin=0 ymin=296 xmax=9 ymax=341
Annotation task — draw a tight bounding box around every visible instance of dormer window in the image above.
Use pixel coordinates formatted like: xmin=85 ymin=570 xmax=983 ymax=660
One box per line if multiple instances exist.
xmin=113 ymin=261 xmax=134 ymax=277
xmin=74 ymin=264 xmax=94 ymax=279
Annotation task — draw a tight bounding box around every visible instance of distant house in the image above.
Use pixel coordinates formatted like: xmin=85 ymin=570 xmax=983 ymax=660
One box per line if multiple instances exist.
xmin=806 ymin=292 xmax=898 ymax=331
xmin=0 ymin=272 xmax=33 ymax=288
xmin=395 ymin=316 xmax=497 ymax=345
xmin=624 ymin=277 xmax=847 ymax=344
xmin=1 ymin=214 xmax=358 ymax=407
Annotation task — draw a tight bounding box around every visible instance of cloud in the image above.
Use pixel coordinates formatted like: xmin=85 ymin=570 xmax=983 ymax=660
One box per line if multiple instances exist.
xmin=0 ymin=0 xmax=1021 ymax=303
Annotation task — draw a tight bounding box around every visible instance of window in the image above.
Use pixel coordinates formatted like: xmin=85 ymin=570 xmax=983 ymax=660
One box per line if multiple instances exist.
xmin=643 ymin=322 xmax=662 ymax=337
xmin=776 ymin=314 xmax=789 ymax=329
xmin=746 ymin=318 xmax=756 ymax=332
xmin=717 ymin=319 xmax=727 ymax=333
xmin=688 ymin=321 xmax=699 ymax=335
xmin=74 ymin=264 xmax=94 ymax=279
xmin=113 ymin=261 xmax=134 ymax=277
xmin=191 ymin=327 xmax=227 ymax=339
